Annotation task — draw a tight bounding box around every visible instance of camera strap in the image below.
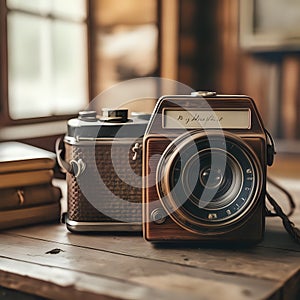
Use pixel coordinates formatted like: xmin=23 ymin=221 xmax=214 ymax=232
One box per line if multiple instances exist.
xmin=266 ymin=177 xmax=300 ymax=244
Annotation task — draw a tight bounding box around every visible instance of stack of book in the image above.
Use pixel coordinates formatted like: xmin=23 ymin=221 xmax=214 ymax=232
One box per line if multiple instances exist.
xmin=0 ymin=142 xmax=61 ymax=230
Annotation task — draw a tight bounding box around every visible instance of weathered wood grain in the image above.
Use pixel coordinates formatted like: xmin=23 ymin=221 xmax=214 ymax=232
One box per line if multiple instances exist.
xmin=6 ymin=223 xmax=299 ymax=282
xmin=0 ymin=256 xmax=187 ymax=300
xmin=0 ymin=233 xmax=276 ymax=300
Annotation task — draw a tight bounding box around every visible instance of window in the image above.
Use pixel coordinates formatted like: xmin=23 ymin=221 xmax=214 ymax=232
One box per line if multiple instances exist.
xmin=1 ymin=0 xmax=89 ymax=122
xmin=0 ymin=0 xmax=168 ymax=127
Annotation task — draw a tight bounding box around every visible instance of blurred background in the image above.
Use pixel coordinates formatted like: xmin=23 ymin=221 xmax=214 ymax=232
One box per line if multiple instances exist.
xmin=0 ymin=0 xmax=299 ymax=153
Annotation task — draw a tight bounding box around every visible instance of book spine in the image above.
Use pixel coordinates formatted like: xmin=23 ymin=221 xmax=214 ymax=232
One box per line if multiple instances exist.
xmin=0 ymin=170 xmax=54 ymax=189
xmin=0 ymin=202 xmax=61 ymax=230
xmin=0 ymin=184 xmax=61 ymax=210
xmin=0 ymin=158 xmax=56 ymax=174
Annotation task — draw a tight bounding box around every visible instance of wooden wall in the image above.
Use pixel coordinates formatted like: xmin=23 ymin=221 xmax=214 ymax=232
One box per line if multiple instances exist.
xmin=177 ymin=0 xmax=300 ymax=144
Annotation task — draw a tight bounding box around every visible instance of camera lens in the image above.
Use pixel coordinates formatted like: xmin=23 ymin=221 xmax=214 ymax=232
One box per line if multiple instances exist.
xmin=156 ymin=131 xmax=262 ymax=234
xmin=181 ymin=150 xmax=242 ymax=210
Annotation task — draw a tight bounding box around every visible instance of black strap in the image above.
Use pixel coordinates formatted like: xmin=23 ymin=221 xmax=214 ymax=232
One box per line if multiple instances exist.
xmin=266 ymin=177 xmax=295 ymax=217
xmin=55 ymin=137 xmax=75 ymax=175
xmin=266 ymin=177 xmax=300 ymax=244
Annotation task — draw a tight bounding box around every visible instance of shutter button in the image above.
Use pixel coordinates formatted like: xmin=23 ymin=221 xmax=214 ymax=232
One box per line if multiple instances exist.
xmin=78 ymin=111 xmax=98 ymax=122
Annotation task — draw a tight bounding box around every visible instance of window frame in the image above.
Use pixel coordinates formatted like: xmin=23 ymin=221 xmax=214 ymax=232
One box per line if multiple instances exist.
xmin=0 ymin=0 xmax=93 ymax=126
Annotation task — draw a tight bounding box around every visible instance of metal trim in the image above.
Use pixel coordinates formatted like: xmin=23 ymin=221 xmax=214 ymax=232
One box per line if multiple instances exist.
xmin=66 ymin=218 xmax=142 ymax=232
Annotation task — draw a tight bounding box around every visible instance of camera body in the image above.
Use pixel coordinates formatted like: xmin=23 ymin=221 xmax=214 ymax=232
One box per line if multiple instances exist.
xmin=63 ymin=109 xmax=149 ymax=232
xmin=143 ymin=92 xmax=274 ymax=244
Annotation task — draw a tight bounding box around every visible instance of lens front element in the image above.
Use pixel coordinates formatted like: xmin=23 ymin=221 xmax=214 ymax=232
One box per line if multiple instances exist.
xmin=200 ymin=166 xmax=224 ymax=189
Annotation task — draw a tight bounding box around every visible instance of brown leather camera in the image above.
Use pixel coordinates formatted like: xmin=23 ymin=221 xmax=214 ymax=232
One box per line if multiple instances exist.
xmin=143 ymin=91 xmax=275 ymax=244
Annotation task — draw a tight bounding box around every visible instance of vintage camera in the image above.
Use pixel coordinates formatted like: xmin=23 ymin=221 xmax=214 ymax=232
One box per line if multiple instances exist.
xmin=61 ymin=109 xmax=149 ymax=232
xmin=143 ymin=91 xmax=275 ymax=244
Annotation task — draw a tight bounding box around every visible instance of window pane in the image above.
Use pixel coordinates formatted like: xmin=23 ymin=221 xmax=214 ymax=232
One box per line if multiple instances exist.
xmin=7 ymin=12 xmax=88 ymax=119
xmin=7 ymin=0 xmax=87 ymax=21
xmin=52 ymin=20 xmax=88 ymax=114
xmin=8 ymin=13 xmax=50 ymax=119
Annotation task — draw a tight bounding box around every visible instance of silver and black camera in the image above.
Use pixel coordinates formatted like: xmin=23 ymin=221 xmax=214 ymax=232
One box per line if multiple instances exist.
xmin=60 ymin=109 xmax=149 ymax=232
xmin=143 ymin=91 xmax=275 ymax=244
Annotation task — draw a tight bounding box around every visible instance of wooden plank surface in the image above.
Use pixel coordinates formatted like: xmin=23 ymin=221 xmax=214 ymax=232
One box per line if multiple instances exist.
xmin=0 ymin=231 xmax=276 ymax=300
xmin=3 ymin=222 xmax=299 ymax=281
xmin=0 ymin=220 xmax=298 ymax=299
xmin=0 ymin=175 xmax=299 ymax=300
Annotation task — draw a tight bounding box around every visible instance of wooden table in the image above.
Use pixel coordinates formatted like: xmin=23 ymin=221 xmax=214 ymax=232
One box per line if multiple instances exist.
xmin=0 ymin=174 xmax=300 ymax=299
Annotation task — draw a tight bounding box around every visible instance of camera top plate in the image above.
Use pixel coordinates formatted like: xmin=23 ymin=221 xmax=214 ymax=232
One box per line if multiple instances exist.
xmin=66 ymin=109 xmax=149 ymax=142
xmin=145 ymin=93 xmax=266 ymax=137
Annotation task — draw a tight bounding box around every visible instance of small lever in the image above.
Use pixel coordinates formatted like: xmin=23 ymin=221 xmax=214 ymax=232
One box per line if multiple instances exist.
xmin=132 ymin=143 xmax=142 ymax=161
